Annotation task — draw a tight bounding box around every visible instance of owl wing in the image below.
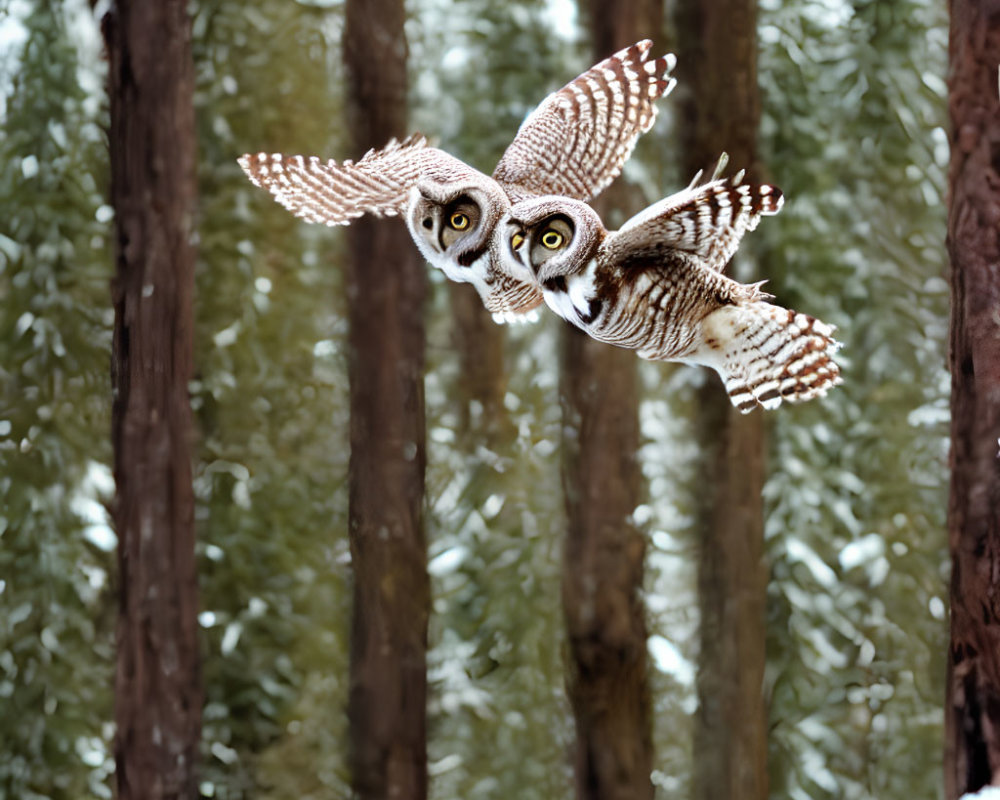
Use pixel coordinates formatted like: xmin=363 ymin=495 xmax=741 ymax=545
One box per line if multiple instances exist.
xmin=598 ymin=195 xmax=840 ymax=414
xmin=238 ymin=134 xmax=479 ymax=225
xmin=492 ymin=40 xmax=676 ymax=203
xmin=610 ymin=178 xmax=784 ymax=271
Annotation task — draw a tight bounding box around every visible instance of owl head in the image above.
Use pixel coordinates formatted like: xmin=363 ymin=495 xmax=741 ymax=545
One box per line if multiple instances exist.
xmin=501 ymin=197 xmax=606 ymax=285
xmin=406 ymin=178 xmax=509 ymax=281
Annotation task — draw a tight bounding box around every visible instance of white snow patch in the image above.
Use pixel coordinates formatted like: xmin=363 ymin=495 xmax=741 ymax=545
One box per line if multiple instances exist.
xmin=220 ymin=622 xmax=242 ymax=655
xmin=651 ymin=530 xmax=680 ymax=551
xmin=21 ymin=155 xmax=39 ymax=179
xmin=857 ymin=639 xmax=875 ymax=667
xmin=908 ymin=402 xmax=949 ymax=427
xmin=440 ymin=46 xmax=468 ymax=71
xmin=210 ymin=741 xmax=239 ymax=765
xmin=213 ymin=321 xmax=241 ymax=348
xmin=313 ymin=339 xmax=337 ymax=358
xmin=15 ymin=311 xmax=34 ymax=337
xmin=428 ymin=545 xmax=467 ymax=577
xmin=807 ymin=627 xmax=849 ymax=668
xmin=542 ymin=0 xmax=579 ymax=40
xmin=839 ymin=533 xmax=884 ymax=571
xmin=648 ymin=635 xmax=694 ymax=686
xmin=198 ymin=611 xmax=217 ymax=628
xmin=785 ymin=537 xmax=837 ymax=588
xmin=75 ymin=735 xmax=107 ymax=768
xmin=205 ymin=544 xmax=224 ymax=562
xmin=631 ymin=504 xmax=654 ymax=526
xmin=71 ymin=461 xmax=116 ymax=552
xmin=481 ymin=494 xmax=504 ymax=519
xmin=247 ymin=597 xmax=267 ymax=617
xmin=0 ymin=233 xmax=22 ymax=263
xmin=533 ymin=438 xmax=557 ymax=458
xmin=429 ymin=753 xmax=462 ymax=777
xmin=430 ymin=427 xmax=455 ymax=445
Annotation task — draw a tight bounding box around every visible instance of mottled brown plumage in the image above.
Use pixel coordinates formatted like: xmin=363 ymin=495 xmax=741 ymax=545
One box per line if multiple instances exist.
xmin=503 ymin=177 xmax=843 ymax=412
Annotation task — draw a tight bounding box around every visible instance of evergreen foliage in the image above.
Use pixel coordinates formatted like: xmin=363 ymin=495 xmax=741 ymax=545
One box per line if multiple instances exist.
xmin=0 ymin=2 xmax=115 ymax=796
xmin=757 ymin=0 xmax=949 ymax=796
xmin=188 ymin=1 xmax=351 ymax=796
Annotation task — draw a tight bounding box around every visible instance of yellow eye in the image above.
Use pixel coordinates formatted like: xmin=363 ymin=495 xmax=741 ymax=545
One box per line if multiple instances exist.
xmin=449 ymin=212 xmax=470 ymax=231
xmin=541 ymin=230 xmax=564 ymax=250
xmin=511 ymin=232 xmax=525 ymax=251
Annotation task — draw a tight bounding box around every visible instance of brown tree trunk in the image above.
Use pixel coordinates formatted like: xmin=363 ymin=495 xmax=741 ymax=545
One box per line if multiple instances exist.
xmin=449 ymin=283 xmax=511 ymax=447
xmin=343 ymin=2 xmax=429 ymax=799
xmin=561 ymin=331 xmax=649 ymax=800
xmin=560 ymin=5 xmax=661 ymax=799
xmin=104 ymin=2 xmax=201 ymax=798
xmin=944 ymin=4 xmax=1000 ymax=797
xmin=674 ymin=3 xmax=770 ymax=800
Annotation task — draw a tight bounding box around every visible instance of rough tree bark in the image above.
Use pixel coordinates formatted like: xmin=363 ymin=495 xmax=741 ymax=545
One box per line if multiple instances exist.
xmin=559 ymin=4 xmax=660 ymax=798
xmin=450 ymin=283 xmax=511 ymax=447
xmin=944 ymin=4 xmax=1000 ymax=798
xmin=343 ymin=2 xmax=430 ymax=799
xmin=103 ymin=2 xmax=202 ymax=797
xmin=673 ymin=3 xmax=770 ymax=800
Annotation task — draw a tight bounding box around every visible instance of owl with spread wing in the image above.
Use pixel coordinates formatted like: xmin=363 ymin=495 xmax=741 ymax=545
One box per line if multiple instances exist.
xmin=239 ymin=40 xmax=676 ymax=322
xmin=500 ymin=175 xmax=843 ymax=412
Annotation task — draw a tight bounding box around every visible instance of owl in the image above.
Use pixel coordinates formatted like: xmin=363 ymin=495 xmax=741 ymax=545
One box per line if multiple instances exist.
xmin=239 ymin=40 xmax=677 ymax=323
xmin=501 ymin=177 xmax=843 ymax=412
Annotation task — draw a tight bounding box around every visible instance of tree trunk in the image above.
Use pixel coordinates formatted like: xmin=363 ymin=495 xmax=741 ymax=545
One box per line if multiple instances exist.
xmin=561 ymin=330 xmax=649 ymax=800
xmin=449 ymin=283 xmax=511 ymax=447
xmin=343 ymin=2 xmax=430 ymax=799
xmin=944 ymin=4 xmax=1000 ymax=797
xmin=673 ymin=3 xmax=770 ymax=800
xmin=690 ymin=393 xmax=768 ymax=800
xmin=560 ymin=5 xmax=661 ymax=798
xmin=104 ymin=2 xmax=202 ymax=797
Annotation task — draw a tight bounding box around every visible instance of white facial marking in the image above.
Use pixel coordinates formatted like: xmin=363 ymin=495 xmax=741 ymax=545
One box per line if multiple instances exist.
xmin=540 ymin=260 xmax=598 ymax=328
xmin=459 ymin=251 xmax=492 ymax=298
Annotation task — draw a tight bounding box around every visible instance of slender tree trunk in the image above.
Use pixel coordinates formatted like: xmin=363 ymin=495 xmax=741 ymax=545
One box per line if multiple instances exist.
xmin=673 ymin=4 xmax=770 ymax=800
xmin=560 ymin=5 xmax=660 ymax=798
xmin=560 ymin=331 xmax=649 ymax=800
xmin=103 ymin=2 xmax=201 ymax=797
xmin=944 ymin=4 xmax=1000 ymax=797
xmin=343 ymin=2 xmax=429 ymax=798
xmin=449 ymin=283 xmax=511 ymax=447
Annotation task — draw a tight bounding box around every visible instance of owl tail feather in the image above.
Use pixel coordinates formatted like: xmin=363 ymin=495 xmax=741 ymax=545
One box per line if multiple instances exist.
xmin=710 ymin=303 xmax=843 ymax=414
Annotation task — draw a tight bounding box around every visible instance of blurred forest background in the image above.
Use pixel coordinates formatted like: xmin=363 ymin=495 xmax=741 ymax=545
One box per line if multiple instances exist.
xmin=0 ymin=0 xmax=949 ymax=798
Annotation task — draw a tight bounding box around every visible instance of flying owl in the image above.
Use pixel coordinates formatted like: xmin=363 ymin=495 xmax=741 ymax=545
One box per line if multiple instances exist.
xmin=239 ymin=40 xmax=677 ymax=323
xmin=500 ymin=177 xmax=843 ymax=412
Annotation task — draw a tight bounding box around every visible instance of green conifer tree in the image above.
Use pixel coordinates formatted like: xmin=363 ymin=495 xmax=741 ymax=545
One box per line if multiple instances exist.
xmin=0 ymin=2 xmax=115 ymax=796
